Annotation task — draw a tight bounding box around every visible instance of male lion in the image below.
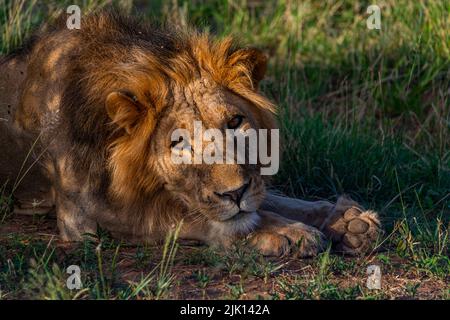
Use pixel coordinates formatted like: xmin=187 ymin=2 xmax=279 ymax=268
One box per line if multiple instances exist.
xmin=0 ymin=11 xmax=381 ymax=257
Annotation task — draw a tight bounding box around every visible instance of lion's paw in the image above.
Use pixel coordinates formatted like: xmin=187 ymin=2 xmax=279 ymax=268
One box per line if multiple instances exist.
xmin=249 ymin=223 xmax=325 ymax=258
xmin=325 ymin=197 xmax=382 ymax=255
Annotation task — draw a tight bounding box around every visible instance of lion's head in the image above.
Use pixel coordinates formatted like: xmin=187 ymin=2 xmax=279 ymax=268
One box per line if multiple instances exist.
xmin=150 ymin=76 xmax=273 ymax=231
xmin=74 ymin=15 xmax=277 ymax=237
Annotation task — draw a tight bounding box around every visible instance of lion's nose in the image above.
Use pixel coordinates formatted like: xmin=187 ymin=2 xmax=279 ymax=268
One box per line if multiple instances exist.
xmin=215 ymin=182 xmax=250 ymax=206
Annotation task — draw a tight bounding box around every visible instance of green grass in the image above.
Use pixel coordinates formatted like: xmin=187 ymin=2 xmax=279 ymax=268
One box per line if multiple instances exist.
xmin=0 ymin=0 xmax=449 ymax=299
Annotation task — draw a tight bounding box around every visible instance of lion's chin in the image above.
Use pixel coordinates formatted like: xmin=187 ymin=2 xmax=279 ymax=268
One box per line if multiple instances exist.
xmin=224 ymin=210 xmax=255 ymax=222
xmin=217 ymin=208 xmax=247 ymax=222
xmin=210 ymin=211 xmax=260 ymax=236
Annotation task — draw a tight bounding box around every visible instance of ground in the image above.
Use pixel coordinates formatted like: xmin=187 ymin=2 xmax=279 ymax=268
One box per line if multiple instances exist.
xmin=0 ymin=214 xmax=447 ymax=300
xmin=0 ymin=0 xmax=449 ymax=300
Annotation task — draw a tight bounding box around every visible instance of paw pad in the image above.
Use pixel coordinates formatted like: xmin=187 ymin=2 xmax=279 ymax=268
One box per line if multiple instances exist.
xmin=326 ymin=198 xmax=383 ymax=255
xmin=347 ymin=219 xmax=369 ymax=234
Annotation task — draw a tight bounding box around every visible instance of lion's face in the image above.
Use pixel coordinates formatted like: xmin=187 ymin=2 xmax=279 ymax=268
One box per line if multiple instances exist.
xmin=150 ymin=79 xmax=266 ymax=227
xmin=104 ymin=43 xmax=276 ymax=234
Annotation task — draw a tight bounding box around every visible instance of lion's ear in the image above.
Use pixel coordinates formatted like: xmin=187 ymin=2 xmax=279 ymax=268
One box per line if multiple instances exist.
xmin=229 ymin=48 xmax=268 ymax=89
xmin=106 ymin=91 xmax=144 ymax=134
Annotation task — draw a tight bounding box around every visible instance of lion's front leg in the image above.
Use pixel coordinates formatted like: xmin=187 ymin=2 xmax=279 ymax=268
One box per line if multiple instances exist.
xmin=261 ymin=193 xmax=382 ymax=255
xmin=55 ymin=191 xmax=97 ymax=241
xmin=50 ymin=156 xmax=98 ymax=242
xmin=247 ymin=210 xmax=325 ymax=257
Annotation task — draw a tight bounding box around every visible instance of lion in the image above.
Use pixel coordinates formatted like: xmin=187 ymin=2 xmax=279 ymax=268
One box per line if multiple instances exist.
xmin=0 ymin=10 xmax=382 ymax=257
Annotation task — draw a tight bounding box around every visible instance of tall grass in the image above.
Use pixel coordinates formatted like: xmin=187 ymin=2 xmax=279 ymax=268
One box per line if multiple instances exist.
xmin=0 ymin=0 xmax=132 ymax=54
xmin=0 ymin=0 xmax=38 ymax=53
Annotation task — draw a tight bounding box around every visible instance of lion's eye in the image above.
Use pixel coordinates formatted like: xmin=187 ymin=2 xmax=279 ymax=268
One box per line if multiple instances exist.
xmin=227 ymin=115 xmax=244 ymax=129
